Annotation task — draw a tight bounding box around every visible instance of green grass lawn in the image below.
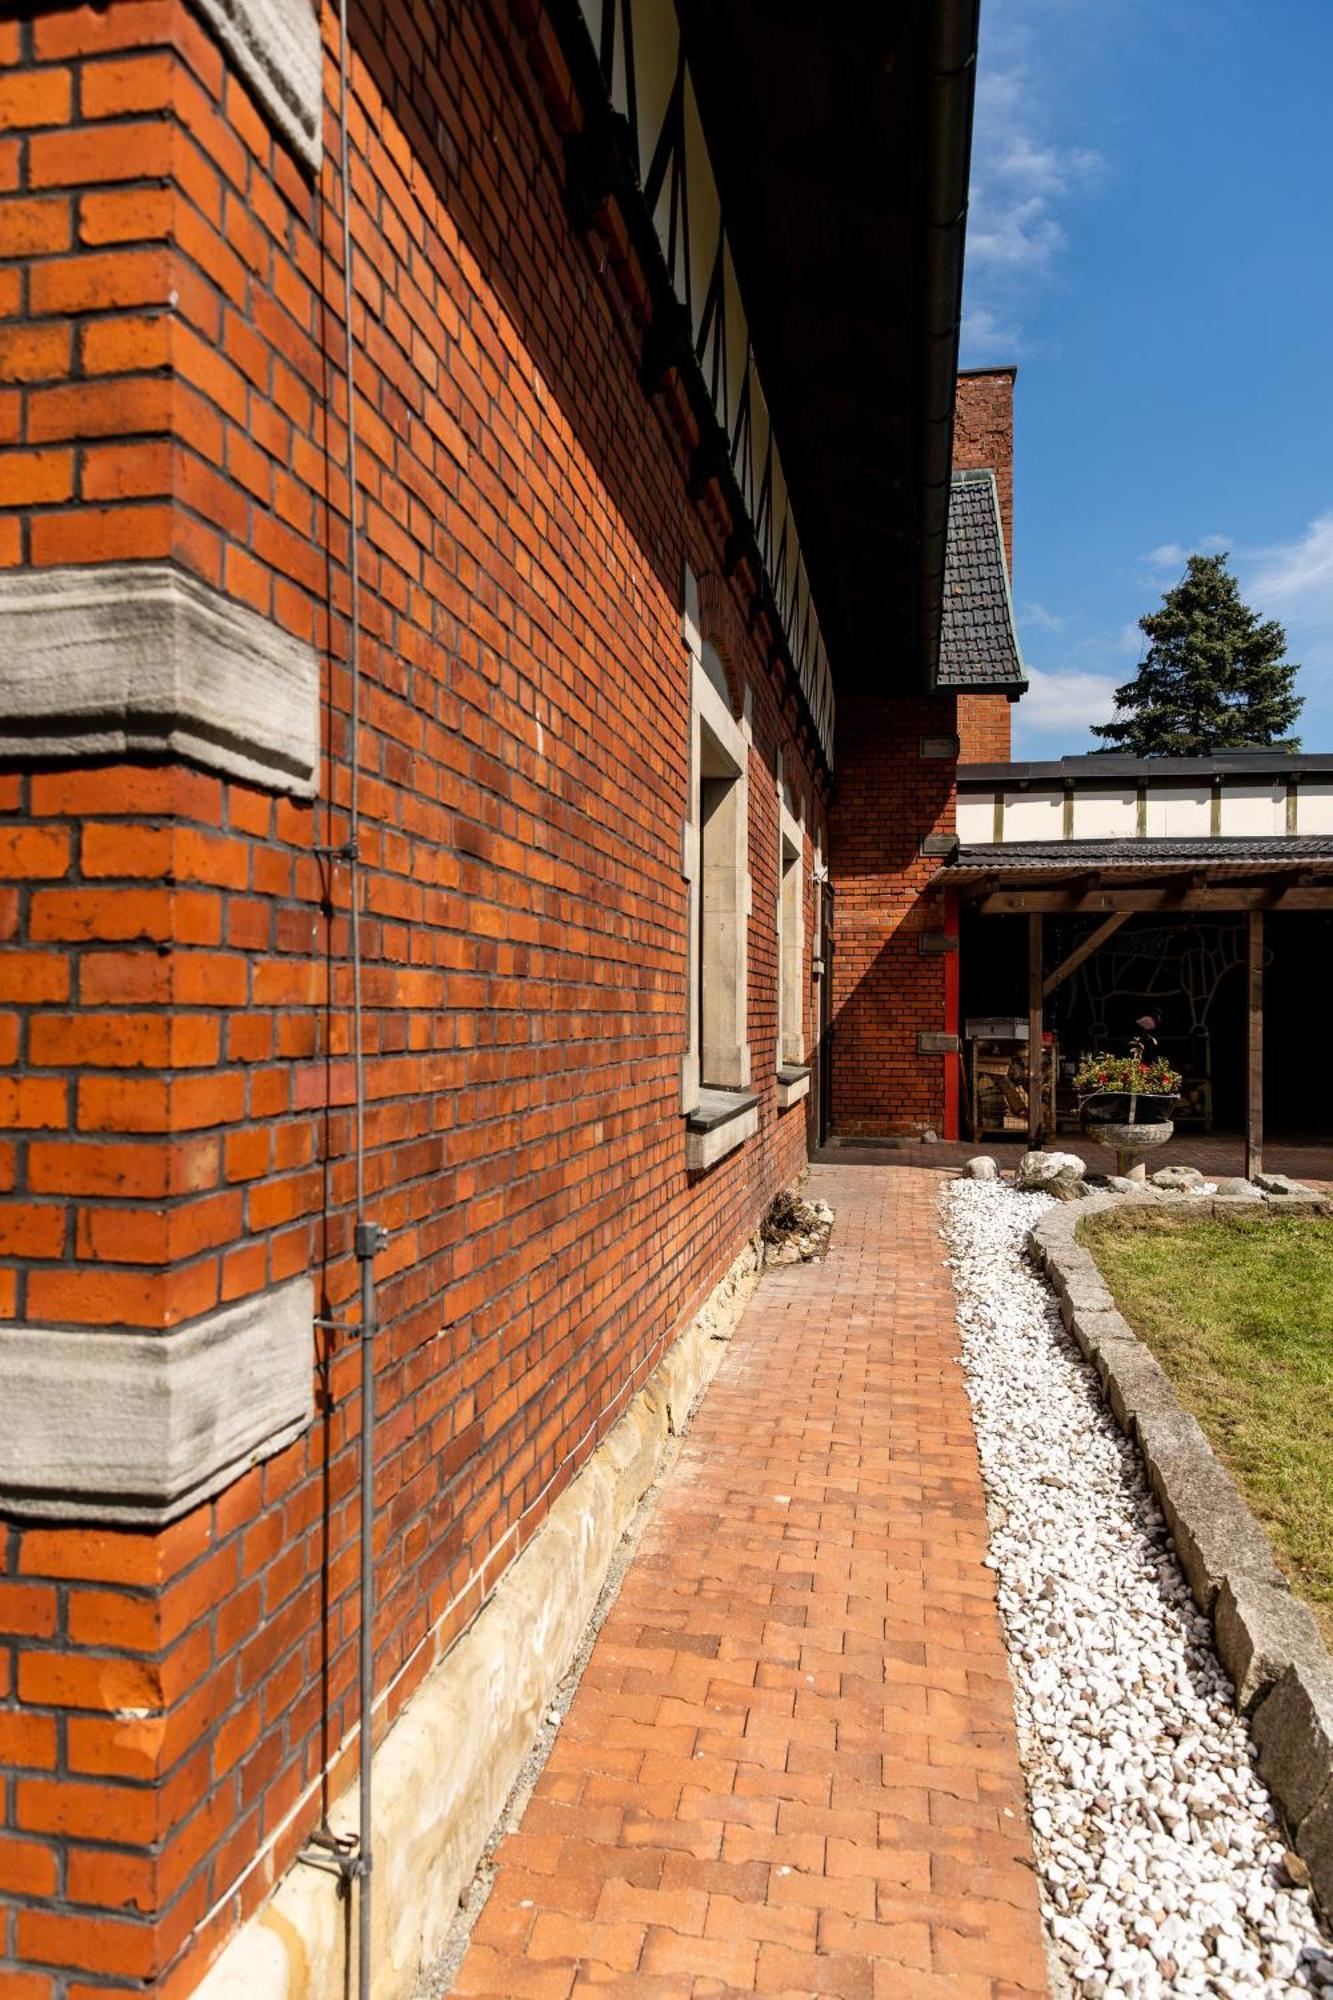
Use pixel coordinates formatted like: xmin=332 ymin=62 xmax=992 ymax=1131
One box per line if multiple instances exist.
xmin=1082 ymin=1211 xmax=1333 ymax=1648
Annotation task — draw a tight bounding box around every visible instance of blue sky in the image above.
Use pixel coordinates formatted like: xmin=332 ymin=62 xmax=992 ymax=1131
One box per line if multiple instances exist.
xmin=962 ymin=0 xmax=1333 ymax=757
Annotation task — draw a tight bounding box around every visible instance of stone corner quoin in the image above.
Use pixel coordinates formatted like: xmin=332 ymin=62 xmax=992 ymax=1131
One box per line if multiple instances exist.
xmin=1027 ymin=1191 xmax=1333 ymax=1910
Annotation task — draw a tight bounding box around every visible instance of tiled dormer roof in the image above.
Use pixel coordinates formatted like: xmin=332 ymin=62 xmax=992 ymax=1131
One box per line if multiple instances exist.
xmin=938 ymin=470 xmax=1027 ymax=692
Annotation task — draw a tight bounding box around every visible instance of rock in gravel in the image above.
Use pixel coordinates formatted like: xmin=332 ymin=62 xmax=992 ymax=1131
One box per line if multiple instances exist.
xmin=1215 ymin=1177 xmax=1264 ymax=1200
xmin=1046 ymin=1177 xmax=1092 ymax=1202
xmin=941 ymin=1179 xmax=1331 ymax=1997
xmin=963 ymin=1156 xmax=998 ymax=1181
xmin=1255 ymin=1172 xmax=1315 ymax=1198
xmin=1151 ymin=1165 xmax=1206 ymax=1190
xmin=1016 ymin=1149 xmax=1086 ymax=1191
xmin=1104 ymin=1173 xmax=1158 ymax=1196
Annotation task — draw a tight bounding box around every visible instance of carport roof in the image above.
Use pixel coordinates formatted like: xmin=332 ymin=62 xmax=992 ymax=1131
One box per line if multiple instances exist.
xmin=937 ymin=836 xmax=1333 ymax=912
xmin=948 ymin=837 xmax=1333 ymax=875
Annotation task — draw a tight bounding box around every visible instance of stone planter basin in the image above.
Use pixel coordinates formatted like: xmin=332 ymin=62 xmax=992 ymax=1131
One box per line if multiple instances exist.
xmin=1092 ymin=1119 xmax=1174 ymax=1181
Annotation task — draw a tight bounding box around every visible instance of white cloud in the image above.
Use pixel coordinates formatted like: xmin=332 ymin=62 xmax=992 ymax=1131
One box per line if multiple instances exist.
xmin=1020 ymin=601 xmax=1064 ymax=633
xmin=1241 ymin=513 xmax=1333 ymax=723
xmin=960 ymin=3 xmax=1107 ymax=361
xmin=1142 ymin=534 xmax=1227 ymax=570
xmin=1246 ymin=512 xmax=1333 ymax=620
xmin=1015 ymin=665 xmax=1120 ymax=739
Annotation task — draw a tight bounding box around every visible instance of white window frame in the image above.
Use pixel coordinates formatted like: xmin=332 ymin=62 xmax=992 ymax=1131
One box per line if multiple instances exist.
xmin=681 ymin=567 xmax=752 ymax=1124
xmin=775 ymin=753 xmax=805 ymax=1073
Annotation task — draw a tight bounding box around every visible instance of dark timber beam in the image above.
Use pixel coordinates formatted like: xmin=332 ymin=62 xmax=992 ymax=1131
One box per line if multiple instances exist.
xmin=1246 ymin=909 xmax=1263 ymax=1181
xmin=974 ymin=884 xmax=1333 ymax=915
xmin=1028 ymin=913 xmax=1043 ymax=1148
xmin=1041 ymin=912 xmax=1128 ymax=1000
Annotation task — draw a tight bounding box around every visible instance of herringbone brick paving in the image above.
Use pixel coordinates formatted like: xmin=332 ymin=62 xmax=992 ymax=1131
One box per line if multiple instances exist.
xmin=451 ymin=1164 xmax=1049 ymax=1998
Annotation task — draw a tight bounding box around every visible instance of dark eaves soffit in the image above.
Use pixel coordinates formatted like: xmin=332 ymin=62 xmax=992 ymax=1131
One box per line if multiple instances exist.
xmin=676 ymin=0 xmax=981 ymax=699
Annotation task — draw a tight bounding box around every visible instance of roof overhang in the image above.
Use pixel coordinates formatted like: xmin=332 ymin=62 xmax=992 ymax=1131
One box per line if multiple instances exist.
xmin=675 ymin=0 xmax=981 ymax=695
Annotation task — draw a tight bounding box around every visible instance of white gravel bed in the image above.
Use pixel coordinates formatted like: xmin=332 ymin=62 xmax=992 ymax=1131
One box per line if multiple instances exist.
xmin=942 ymin=1178 xmax=1333 ymax=2000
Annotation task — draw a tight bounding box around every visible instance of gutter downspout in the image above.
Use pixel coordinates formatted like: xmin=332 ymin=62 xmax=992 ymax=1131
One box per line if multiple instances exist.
xmin=338 ymin=0 xmax=387 ymax=1980
xmin=303 ymin=5 xmax=384 ymax=1993
xmin=919 ymin=0 xmax=981 ymax=687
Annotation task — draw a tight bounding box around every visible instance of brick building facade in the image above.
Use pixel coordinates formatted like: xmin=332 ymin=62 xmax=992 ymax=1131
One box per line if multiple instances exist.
xmin=827 ymin=367 xmax=1023 ymax=1142
xmin=0 ymin=0 xmax=1011 ymax=1990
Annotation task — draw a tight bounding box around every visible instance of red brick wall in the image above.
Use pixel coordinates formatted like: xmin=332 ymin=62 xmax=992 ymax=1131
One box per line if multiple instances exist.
xmin=957 ymin=694 xmax=1015 ymax=764
xmin=954 ymin=368 xmax=1017 ymax=767
xmin=827 ymin=697 xmax=958 ymax=1137
xmin=0 ymin=1 xmax=826 ymax=1988
xmin=954 ymin=368 xmax=1015 ymax=563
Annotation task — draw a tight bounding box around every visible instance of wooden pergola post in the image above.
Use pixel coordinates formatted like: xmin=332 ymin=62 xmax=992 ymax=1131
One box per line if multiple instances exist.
xmin=1028 ymin=913 xmax=1043 ymax=1147
xmin=1246 ymin=908 xmax=1264 ymax=1180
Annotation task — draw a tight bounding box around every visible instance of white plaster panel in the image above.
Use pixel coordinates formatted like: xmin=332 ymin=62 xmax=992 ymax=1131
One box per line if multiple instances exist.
xmin=956 ymin=795 xmax=995 ymax=844
xmin=1298 ymin=785 xmax=1333 ymax=835
xmin=1072 ymin=790 xmax=1137 ymax=840
xmin=196 ymin=0 xmax=322 ymax=168
xmin=1145 ymin=787 xmax=1211 ymax=837
xmin=0 ymin=564 xmax=320 ymax=796
xmin=1001 ymin=791 xmax=1062 ymax=841
xmin=0 ymin=1277 xmax=314 ymax=1524
xmin=1220 ymin=784 xmax=1285 ymax=836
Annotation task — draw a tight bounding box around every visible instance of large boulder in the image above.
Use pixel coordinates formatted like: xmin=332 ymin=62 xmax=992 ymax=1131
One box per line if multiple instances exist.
xmin=1016 ymin=1149 xmax=1086 ymax=1192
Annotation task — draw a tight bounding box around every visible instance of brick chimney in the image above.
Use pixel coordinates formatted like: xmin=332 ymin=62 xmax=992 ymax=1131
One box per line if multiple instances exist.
xmin=954 ymin=366 xmax=1018 ymax=762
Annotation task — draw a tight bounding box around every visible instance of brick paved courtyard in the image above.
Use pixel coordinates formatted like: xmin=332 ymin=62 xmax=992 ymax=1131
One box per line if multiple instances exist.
xmin=451 ymin=1165 xmax=1049 ymax=1998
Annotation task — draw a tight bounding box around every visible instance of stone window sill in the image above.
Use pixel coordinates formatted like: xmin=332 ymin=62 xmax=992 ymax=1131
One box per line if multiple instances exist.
xmin=685 ymin=1088 xmax=760 ymax=1171
xmin=776 ymin=1065 xmax=811 ymax=1110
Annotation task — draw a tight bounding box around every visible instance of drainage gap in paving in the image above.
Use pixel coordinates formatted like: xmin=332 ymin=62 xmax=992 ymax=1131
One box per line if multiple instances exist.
xmin=942 ymin=1179 xmax=1333 ymax=2000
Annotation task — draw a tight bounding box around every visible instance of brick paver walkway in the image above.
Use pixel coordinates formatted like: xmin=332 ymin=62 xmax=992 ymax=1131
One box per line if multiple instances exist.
xmin=452 ymin=1165 xmax=1049 ymax=1999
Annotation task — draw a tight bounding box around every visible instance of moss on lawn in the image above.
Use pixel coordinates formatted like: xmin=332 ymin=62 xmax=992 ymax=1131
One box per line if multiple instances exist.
xmin=1081 ymin=1211 xmax=1333 ymax=1648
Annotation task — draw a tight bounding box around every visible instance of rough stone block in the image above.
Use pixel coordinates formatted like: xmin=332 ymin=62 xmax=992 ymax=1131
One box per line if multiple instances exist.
xmin=1253 ymin=1662 xmax=1333 ymax=1828
xmin=0 ymin=563 xmax=320 ymax=796
xmin=1141 ymin=1429 xmax=1286 ymax=1612
xmin=1214 ymin=1575 xmax=1327 ymax=1713
xmin=1295 ymin=1782 xmax=1333 ymax=1917
xmin=0 ymin=1278 xmax=315 ymax=1525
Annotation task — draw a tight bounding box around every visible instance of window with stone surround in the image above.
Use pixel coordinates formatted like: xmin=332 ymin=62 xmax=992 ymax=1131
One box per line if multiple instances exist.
xmin=681 ymin=569 xmax=756 ymax=1168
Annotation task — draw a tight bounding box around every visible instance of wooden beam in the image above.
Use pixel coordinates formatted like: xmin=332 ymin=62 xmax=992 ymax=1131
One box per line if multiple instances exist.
xmin=1028 ymin=913 xmax=1043 ymax=1148
xmin=974 ymin=884 xmax=1333 ymax=915
xmin=1042 ymin=911 xmax=1128 ymax=1000
xmin=1246 ymin=909 xmax=1263 ymax=1181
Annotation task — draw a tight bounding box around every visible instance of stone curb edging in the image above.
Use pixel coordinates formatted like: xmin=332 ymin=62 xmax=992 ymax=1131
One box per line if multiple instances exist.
xmin=1027 ymin=1190 xmax=1333 ymax=1910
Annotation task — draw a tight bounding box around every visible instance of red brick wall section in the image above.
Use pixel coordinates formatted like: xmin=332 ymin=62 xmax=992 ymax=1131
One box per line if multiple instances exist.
xmin=954 ymin=367 xmax=1015 ymax=563
xmin=0 ymin=1 xmax=827 ymax=1991
xmin=954 ymin=370 xmax=1017 ymax=767
xmin=827 ymin=695 xmax=958 ymax=1137
xmin=957 ymin=692 xmax=1014 ymax=764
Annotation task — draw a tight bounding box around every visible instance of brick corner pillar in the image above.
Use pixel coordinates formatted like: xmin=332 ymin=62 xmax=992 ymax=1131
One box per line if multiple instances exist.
xmin=0 ymin=0 xmax=328 ymax=1988
xmin=827 ymin=695 xmax=960 ymax=1139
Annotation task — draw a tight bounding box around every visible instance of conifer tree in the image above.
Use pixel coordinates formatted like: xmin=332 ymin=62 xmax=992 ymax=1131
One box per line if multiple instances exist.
xmin=1093 ymin=552 xmax=1302 ymax=755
